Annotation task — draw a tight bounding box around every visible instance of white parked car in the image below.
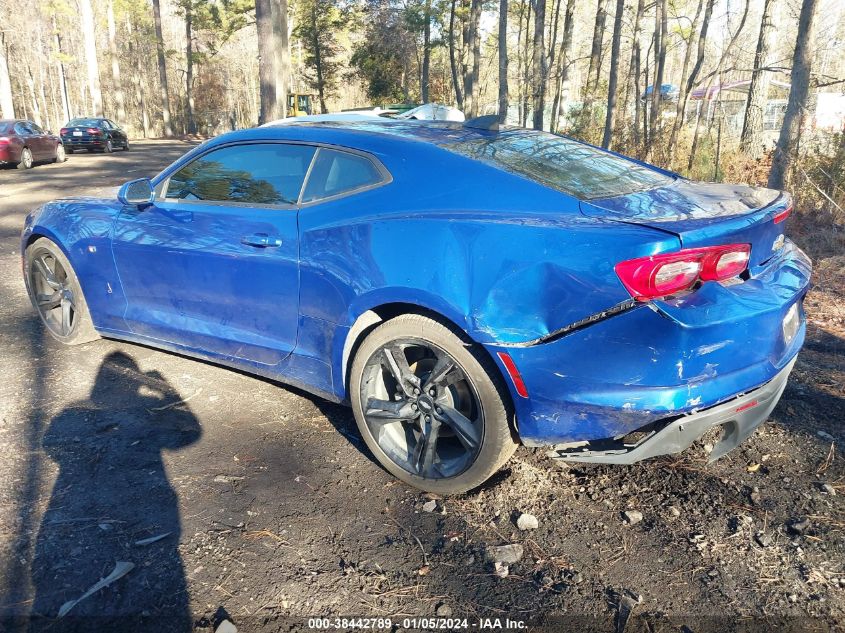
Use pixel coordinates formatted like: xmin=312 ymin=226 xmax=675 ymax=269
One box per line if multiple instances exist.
xmin=395 ymin=103 xmax=465 ymax=122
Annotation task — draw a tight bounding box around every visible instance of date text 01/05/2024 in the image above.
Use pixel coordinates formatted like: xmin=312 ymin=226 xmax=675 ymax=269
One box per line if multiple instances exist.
xmin=306 ymin=617 xmax=528 ymax=630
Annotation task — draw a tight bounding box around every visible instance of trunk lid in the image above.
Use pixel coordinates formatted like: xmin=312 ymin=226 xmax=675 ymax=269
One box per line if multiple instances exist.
xmin=580 ymin=179 xmax=790 ymax=269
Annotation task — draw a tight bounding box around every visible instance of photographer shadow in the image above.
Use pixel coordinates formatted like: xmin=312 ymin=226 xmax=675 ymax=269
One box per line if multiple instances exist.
xmin=28 ymin=351 xmax=201 ymax=632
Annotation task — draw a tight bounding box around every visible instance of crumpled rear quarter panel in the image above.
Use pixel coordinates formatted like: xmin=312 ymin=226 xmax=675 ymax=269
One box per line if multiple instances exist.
xmin=497 ymin=240 xmax=811 ymax=445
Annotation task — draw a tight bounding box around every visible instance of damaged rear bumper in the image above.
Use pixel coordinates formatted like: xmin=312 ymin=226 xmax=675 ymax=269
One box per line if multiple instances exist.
xmin=546 ymin=356 xmax=795 ymax=464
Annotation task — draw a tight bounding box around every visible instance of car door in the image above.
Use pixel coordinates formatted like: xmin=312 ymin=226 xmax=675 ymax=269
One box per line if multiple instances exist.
xmin=111 ymin=141 xmax=317 ymax=365
xmin=107 ymin=120 xmax=127 ymax=144
xmin=27 ymin=122 xmax=52 ymax=159
xmin=15 ymin=122 xmax=40 ymax=159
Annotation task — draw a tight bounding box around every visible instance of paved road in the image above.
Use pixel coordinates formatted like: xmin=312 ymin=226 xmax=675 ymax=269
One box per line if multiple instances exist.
xmin=0 ymin=141 xmax=842 ymax=631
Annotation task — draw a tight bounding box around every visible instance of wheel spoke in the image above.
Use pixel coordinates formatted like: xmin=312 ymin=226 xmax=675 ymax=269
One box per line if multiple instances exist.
xmin=34 ymin=257 xmax=61 ymax=290
xmin=424 ymin=356 xmax=460 ymax=391
xmin=418 ymin=420 xmax=440 ymax=476
xmin=36 ymin=291 xmax=62 ymax=310
xmin=365 ymin=398 xmax=415 ymax=422
xmin=381 ymin=345 xmax=420 ymax=397
xmin=437 ymin=405 xmax=480 ymax=451
xmin=61 ymin=299 xmax=72 ymax=335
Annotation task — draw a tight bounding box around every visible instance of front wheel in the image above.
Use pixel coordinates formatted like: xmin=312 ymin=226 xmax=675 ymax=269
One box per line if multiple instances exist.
xmin=25 ymin=238 xmax=99 ymax=345
xmin=350 ymin=313 xmax=518 ymax=494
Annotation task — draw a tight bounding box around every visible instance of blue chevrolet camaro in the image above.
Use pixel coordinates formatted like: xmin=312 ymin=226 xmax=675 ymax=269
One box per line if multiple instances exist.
xmin=21 ymin=118 xmax=811 ymax=493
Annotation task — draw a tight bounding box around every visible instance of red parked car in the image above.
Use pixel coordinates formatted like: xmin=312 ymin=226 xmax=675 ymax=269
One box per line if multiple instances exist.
xmin=0 ymin=119 xmax=67 ymax=169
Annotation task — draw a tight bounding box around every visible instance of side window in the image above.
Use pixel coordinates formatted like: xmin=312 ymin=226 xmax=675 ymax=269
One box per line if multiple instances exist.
xmin=15 ymin=122 xmax=30 ymax=135
xmin=165 ymin=143 xmax=316 ymax=205
xmin=302 ymin=149 xmax=385 ymax=203
xmin=29 ymin=122 xmax=44 ymax=134
xmin=101 ymin=120 xmax=112 ymax=130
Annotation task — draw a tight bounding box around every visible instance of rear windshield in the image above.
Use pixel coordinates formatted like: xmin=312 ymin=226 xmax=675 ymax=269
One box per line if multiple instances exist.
xmin=0 ymin=122 xmax=11 ymax=134
xmin=67 ymin=118 xmax=102 ymax=127
xmin=442 ymin=131 xmax=673 ymax=200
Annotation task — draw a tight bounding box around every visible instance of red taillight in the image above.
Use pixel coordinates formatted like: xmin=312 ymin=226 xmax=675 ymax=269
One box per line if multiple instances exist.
xmin=496 ymin=352 xmax=529 ymax=398
xmin=615 ymin=244 xmax=750 ymax=301
xmin=0 ymin=137 xmax=9 ymax=146
xmin=87 ymin=127 xmax=101 ymax=135
xmin=60 ymin=128 xmax=69 ymax=135
xmin=773 ymin=204 xmax=792 ymax=224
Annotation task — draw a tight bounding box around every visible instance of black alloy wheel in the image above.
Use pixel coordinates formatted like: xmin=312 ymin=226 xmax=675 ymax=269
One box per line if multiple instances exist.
xmin=361 ymin=339 xmax=484 ymax=479
xmin=350 ymin=313 xmax=518 ymax=494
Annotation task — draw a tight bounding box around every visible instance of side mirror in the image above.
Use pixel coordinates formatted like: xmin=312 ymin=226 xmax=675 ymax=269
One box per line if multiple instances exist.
xmin=118 ymin=178 xmax=154 ymax=208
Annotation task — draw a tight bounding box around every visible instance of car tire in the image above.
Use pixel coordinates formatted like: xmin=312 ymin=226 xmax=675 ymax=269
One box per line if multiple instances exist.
xmin=17 ymin=147 xmax=33 ymax=170
xmin=104 ymin=139 xmax=113 ymax=153
xmin=24 ymin=238 xmax=99 ymax=346
xmin=54 ymin=144 xmax=67 ymax=163
xmin=350 ymin=313 xmax=518 ymax=494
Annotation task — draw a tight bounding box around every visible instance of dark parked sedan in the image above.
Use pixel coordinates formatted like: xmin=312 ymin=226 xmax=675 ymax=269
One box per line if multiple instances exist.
xmin=60 ymin=117 xmax=129 ymax=154
xmin=0 ymin=119 xmax=66 ymax=169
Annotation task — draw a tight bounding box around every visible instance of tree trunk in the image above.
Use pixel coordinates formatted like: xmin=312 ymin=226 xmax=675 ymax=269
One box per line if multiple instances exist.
xmin=601 ymin=0 xmax=625 ymax=148
xmin=107 ymin=0 xmax=126 ymax=123
xmin=520 ymin=0 xmax=532 ymax=127
xmin=311 ymin=4 xmax=327 ymax=113
xmin=498 ymin=0 xmax=509 ymax=122
xmin=185 ymin=1 xmax=197 ymax=133
xmin=422 ymin=0 xmax=432 ymax=102
xmin=0 ymin=35 xmax=15 ymax=118
xmin=622 ymin=0 xmax=643 ymax=146
xmin=666 ymin=0 xmax=706 ymax=165
xmin=550 ymin=0 xmax=575 ymax=133
xmin=448 ymin=0 xmax=464 ymax=109
xmin=740 ymin=0 xmax=776 ymax=159
xmin=646 ymin=0 xmax=667 ymax=159
xmin=768 ymin=0 xmax=818 ymax=189
xmin=52 ymin=17 xmax=72 ymax=123
xmin=79 ymin=0 xmax=103 ymax=117
xmin=256 ymin=0 xmax=280 ymax=123
xmin=531 ymin=0 xmax=546 ymax=129
xmin=464 ymin=0 xmax=482 ymax=117
xmin=152 ymin=0 xmax=173 ymax=136
xmin=273 ymin=0 xmax=290 ymax=116
xmin=584 ymin=0 xmax=608 ymax=104
xmin=687 ymin=0 xmax=749 ymax=171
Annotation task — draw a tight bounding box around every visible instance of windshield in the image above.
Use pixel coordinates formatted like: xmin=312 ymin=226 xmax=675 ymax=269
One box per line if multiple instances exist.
xmin=67 ymin=118 xmax=102 ymax=127
xmin=442 ymin=131 xmax=673 ymax=200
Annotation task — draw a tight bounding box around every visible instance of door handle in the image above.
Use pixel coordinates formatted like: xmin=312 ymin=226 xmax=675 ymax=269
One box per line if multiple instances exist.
xmin=241 ymin=233 xmax=282 ymax=248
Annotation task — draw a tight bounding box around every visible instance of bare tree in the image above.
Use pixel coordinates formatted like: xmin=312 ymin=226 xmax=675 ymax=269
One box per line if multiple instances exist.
xmin=273 ymin=0 xmax=290 ymax=115
xmin=531 ymin=0 xmax=547 ymax=129
xmin=79 ymin=0 xmax=103 ymax=116
xmin=769 ymin=0 xmax=819 ymax=189
xmin=646 ymin=0 xmax=667 ymax=157
xmin=422 ymin=0 xmax=432 ymax=102
xmin=152 ymin=0 xmax=174 ymax=136
xmin=464 ymin=0 xmax=482 ymax=116
xmin=107 ymin=0 xmax=126 ymax=123
xmin=498 ymin=0 xmax=508 ymax=122
xmin=601 ymin=0 xmax=625 ymax=148
xmin=740 ymin=0 xmax=776 ymax=159
xmin=584 ymin=0 xmax=609 ymax=106
xmin=549 ymin=0 xmax=575 ymax=133
xmin=256 ymin=0 xmax=282 ymax=123
xmin=184 ymin=0 xmax=197 ymax=133
xmin=0 ymin=33 xmax=14 ymax=118
xmin=448 ymin=0 xmax=463 ymax=109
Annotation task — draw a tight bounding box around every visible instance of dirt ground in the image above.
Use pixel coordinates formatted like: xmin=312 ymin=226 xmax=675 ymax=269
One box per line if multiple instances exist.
xmin=0 ymin=142 xmax=842 ymax=632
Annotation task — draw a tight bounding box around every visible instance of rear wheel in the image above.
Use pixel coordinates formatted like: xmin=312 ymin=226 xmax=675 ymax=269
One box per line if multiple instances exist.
xmin=350 ymin=313 xmax=518 ymax=494
xmin=54 ymin=144 xmax=67 ymax=163
xmin=25 ymin=238 xmax=99 ymax=345
xmin=17 ymin=147 xmax=33 ymax=170
xmin=104 ymin=139 xmax=113 ymax=153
